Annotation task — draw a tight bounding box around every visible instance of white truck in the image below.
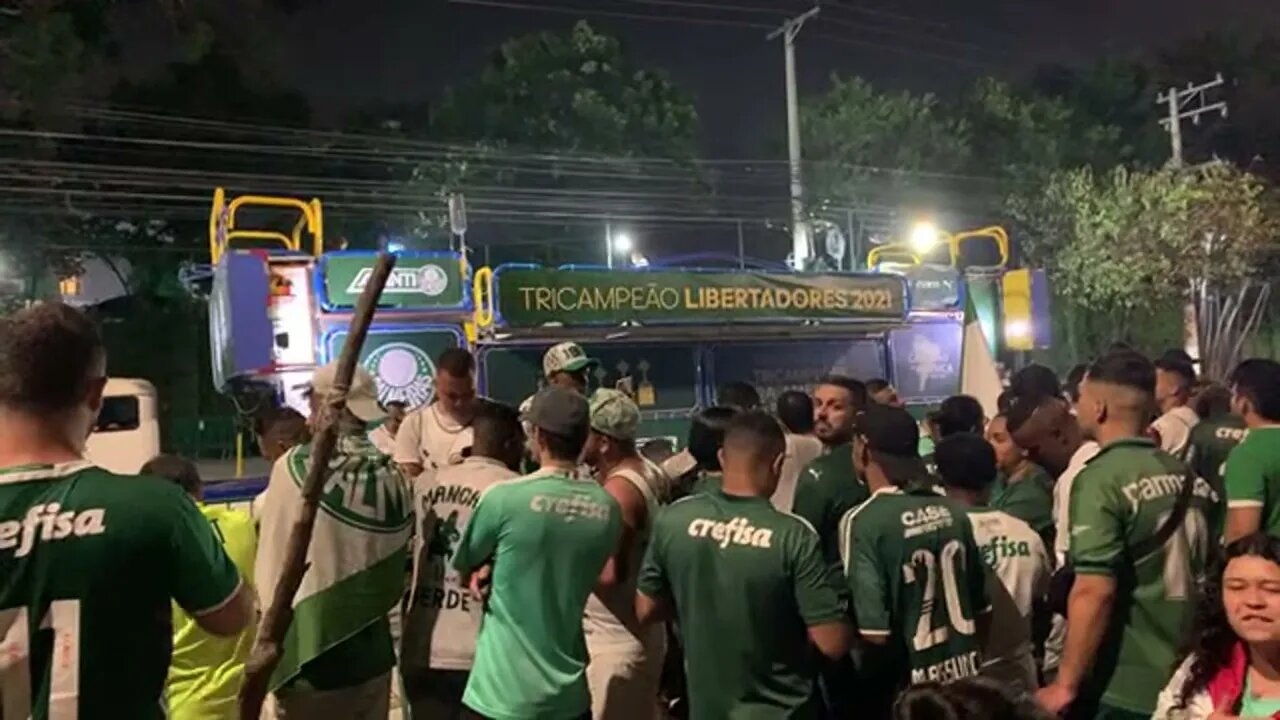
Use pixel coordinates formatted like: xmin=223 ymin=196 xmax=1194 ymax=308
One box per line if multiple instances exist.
xmin=84 ymin=378 xmax=161 ymax=475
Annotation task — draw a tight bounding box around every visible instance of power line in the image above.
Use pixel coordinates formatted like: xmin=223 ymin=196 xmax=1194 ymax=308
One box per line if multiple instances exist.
xmin=447 ymin=0 xmax=1009 ymax=68
xmin=447 ymin=0 xmax=775 ymax=30
xmin=2 ymin=119 xmax=1027 ymax=186
xmin=817 ymin=11 xmax=1017 ymax=60
xmin=808 ymin=30 xmax=993 ymax=68
xmin=817 ymin=0 xmax=940 ymax=27
xmin=612 ymin=0 xmax=792 ymax=17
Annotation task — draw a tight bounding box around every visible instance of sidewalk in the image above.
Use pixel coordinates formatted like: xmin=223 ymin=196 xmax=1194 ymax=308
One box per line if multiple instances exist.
xmin=197 ymin=457 xmax=272 ymax=483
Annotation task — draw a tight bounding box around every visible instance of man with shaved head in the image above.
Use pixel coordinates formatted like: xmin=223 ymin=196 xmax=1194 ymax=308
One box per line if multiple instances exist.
xmin=635 ymin=411 xmax=851 ymax=718
xmin=1036 ymin=352 xmax=1214 ymax=720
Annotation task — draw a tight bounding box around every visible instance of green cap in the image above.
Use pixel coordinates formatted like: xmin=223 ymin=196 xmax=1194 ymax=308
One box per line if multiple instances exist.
xmin=589 ymin=388 xmax=641 ymax=441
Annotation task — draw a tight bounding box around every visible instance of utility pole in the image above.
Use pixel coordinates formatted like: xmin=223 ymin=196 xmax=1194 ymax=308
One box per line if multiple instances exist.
xmin=1157 ymin=73 xmax=1228 ymax=167
xmin=1156 ymin=74 xmax=1228 ymax=372
xmin=769 ymin=5 xmax=820 ymax=270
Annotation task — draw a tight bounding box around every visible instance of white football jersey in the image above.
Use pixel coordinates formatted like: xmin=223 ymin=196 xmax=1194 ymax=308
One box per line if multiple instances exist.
xmin=1150 ymin=406 xmax=1199 ymax=459
xmin=966 ymin=508 xmax=1052 ymax=691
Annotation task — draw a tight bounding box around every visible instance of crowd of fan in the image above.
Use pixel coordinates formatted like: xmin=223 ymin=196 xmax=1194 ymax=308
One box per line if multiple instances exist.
xmin=5 ymin=302 xmax=1280 ymax=720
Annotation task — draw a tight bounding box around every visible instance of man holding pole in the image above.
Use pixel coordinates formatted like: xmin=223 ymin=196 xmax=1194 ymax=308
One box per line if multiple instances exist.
xmin=255 ymin=362 xmax=413 ymax=720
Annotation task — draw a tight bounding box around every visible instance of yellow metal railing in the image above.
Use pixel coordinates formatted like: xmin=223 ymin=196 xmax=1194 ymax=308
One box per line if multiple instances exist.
xmin=472 ymin=266 xmax=495 ymax=329
xmin=866 ymin=246 xmax=922 ymax=268
xmin=949 ymin=226 xmax=1009 ymax=271
xmin=209 ymin=188 xmax=325 ymax=263
xmin=867 ymin=225 xmax=1009 ymax=271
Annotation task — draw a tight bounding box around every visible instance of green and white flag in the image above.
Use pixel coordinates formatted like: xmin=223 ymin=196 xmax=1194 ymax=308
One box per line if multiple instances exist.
xmin=960 ymin=293 xmax=1004 ymax=419
xmin=254 ymin=435 xmax=412 ymax=690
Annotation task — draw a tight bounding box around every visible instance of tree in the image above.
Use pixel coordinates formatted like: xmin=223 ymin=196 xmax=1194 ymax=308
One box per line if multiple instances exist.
xmin=799 ymin=75 xmax=1135 ymax=235
xmin=1008 ymin=162 xmax=1279 ymax=378
xmin=404 ymin=22 xmax=701 ymax=259
xmin=1029 ymin=58 xmax=1168 ymax=169
xmin=801 ymin=75 xmax=971 ymax=218
xmin=960 ymin=77 xmax=1127 ymax=181
xmin=432 ymin=21 xmax=697 ymax=159
xmin=0 ymin=1 xmax=111 ymax=121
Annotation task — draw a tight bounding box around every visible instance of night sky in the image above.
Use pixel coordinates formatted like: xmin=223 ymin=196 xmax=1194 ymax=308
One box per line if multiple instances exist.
xmin=111 ymin=0 xmax=1280 ymax=159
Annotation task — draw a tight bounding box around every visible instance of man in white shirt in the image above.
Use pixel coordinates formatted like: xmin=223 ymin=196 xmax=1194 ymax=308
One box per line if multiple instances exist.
xmin=1008 ymin=393 xmax=1100 ymax=675
xmin=1149 ymin=356 xmax=1199 ymax=458
xmin=935 ymin=432 xmax=1052 ymax=693
xmin=394 ymin=348 xmax=477 ymax=480
xmin=773 ymin=390 xmax=823 ymax=512
xmin=401 ymin=400 xmax=525 ymax=719
xmin=368 ymin=400 xmax=406 ymax=456
xmin=581 ymin=389 xmax=673 ymax=720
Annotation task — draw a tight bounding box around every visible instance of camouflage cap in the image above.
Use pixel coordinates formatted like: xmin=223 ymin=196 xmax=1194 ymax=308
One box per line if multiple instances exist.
xmin=589 ymin=388 xmax=641 ymax=441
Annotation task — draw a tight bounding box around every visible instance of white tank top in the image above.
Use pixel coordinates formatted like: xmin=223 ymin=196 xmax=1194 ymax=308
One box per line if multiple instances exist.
xmin=583 ymin=458 xmax=671 ymax=648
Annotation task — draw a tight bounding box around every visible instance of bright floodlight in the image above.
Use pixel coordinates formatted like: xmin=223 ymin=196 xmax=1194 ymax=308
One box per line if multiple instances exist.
xmin=613 ymin=232 xmax=634 ymax=254
xmin=908 ymin=221 xmax=941 ymax=256
xmin=1005 ymin=319 xmax=1031 ymax=340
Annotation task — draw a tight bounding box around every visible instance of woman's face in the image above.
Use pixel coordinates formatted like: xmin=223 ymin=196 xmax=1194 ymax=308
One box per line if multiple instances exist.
xmin=1224 ymin=555 xmax=1280 ymax=644
xmin=984 ymin=416 xmax=1025 ymax=474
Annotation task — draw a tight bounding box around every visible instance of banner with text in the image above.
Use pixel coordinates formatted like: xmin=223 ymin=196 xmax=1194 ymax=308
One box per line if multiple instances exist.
xmin=494 ymin=267 xmax=907 ymax=327
xmin=320 ymin=252 xmax=467 ymax=311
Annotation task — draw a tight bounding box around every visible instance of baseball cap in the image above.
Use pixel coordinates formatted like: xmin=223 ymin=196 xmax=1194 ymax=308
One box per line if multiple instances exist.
xmin=589 ymin=389 xmax=640 ymax=440
xmin=309 ymin=362 xmax=385 ymax=424
xmin=543 ymin=342 xmax=597 ymax=378
xmin=523 ymin=386 xmax=589 ymax=437
xmin=856 ymin=404 xmax=930 ymax=484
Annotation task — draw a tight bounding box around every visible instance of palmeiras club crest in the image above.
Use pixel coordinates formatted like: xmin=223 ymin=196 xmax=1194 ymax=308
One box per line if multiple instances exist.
xmin=365 ymin=342 xmax=436 ymax=409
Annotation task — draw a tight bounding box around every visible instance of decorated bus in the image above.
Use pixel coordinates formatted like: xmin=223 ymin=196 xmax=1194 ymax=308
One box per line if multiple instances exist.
xmin=200 ymin=190 xmax=1047 ymax=511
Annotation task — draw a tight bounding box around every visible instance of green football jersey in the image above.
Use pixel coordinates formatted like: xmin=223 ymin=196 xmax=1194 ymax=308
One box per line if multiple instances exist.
xmin=1069 ymin=438 xmax=1216 ymax=714
xmin=990 ymin=464 xmax=1055 ymax=548
xmin=792 ymin=443 xmax=869 ymax=568
xmin=1224 ymin=426 xmax=1280 ymax=537
xmin=0 ymin=462 xmax=242 ymax=720
xmin=1186 ymin=415 xmax=1245 ymax=539
xmin=838 ymin=487 xmax=989 ymax=687
xmin=452 ymin=468 xmax=621 ymax=720
xmin=637 ymin=488 xmax=847 ymax=720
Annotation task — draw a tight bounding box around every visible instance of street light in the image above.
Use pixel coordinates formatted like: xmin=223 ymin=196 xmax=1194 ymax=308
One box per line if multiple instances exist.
xmin=613 ymin=232 xmax=634 ymax=255
xmin=908 ymin=221 xmax=942 ymax=256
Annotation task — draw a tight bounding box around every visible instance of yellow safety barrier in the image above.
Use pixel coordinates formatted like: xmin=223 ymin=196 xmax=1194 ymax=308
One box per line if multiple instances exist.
xmin=866 ymin=244 xmax=923 ymax=269
xmin=949 ymin=226 xmax=1009 ymax=271
xmin=227 ymin=230 xmax=295 ymax=247
xmin=473 ymin=266 xmax=495 ymax=329
xmin=866 ymin=226 xmax=1010 ymax=272
xmin=209 ymin=188 xmax=325 ymax=263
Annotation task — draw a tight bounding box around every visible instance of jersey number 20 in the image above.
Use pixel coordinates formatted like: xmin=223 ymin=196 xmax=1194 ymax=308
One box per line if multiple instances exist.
xmin=0 ymin=600 xmax=80 ymax=720
xmin=902 ymin=539 xmax=976 ymax=652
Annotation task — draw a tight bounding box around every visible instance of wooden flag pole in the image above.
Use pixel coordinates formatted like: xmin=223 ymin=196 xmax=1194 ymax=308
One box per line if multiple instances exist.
xmin=238 ymin=252 xmax=397 ymax=720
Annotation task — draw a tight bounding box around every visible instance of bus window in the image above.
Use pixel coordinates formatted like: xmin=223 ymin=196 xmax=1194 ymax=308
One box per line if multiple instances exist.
xmin=95 ymin=396 xmax=141 ymax=433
